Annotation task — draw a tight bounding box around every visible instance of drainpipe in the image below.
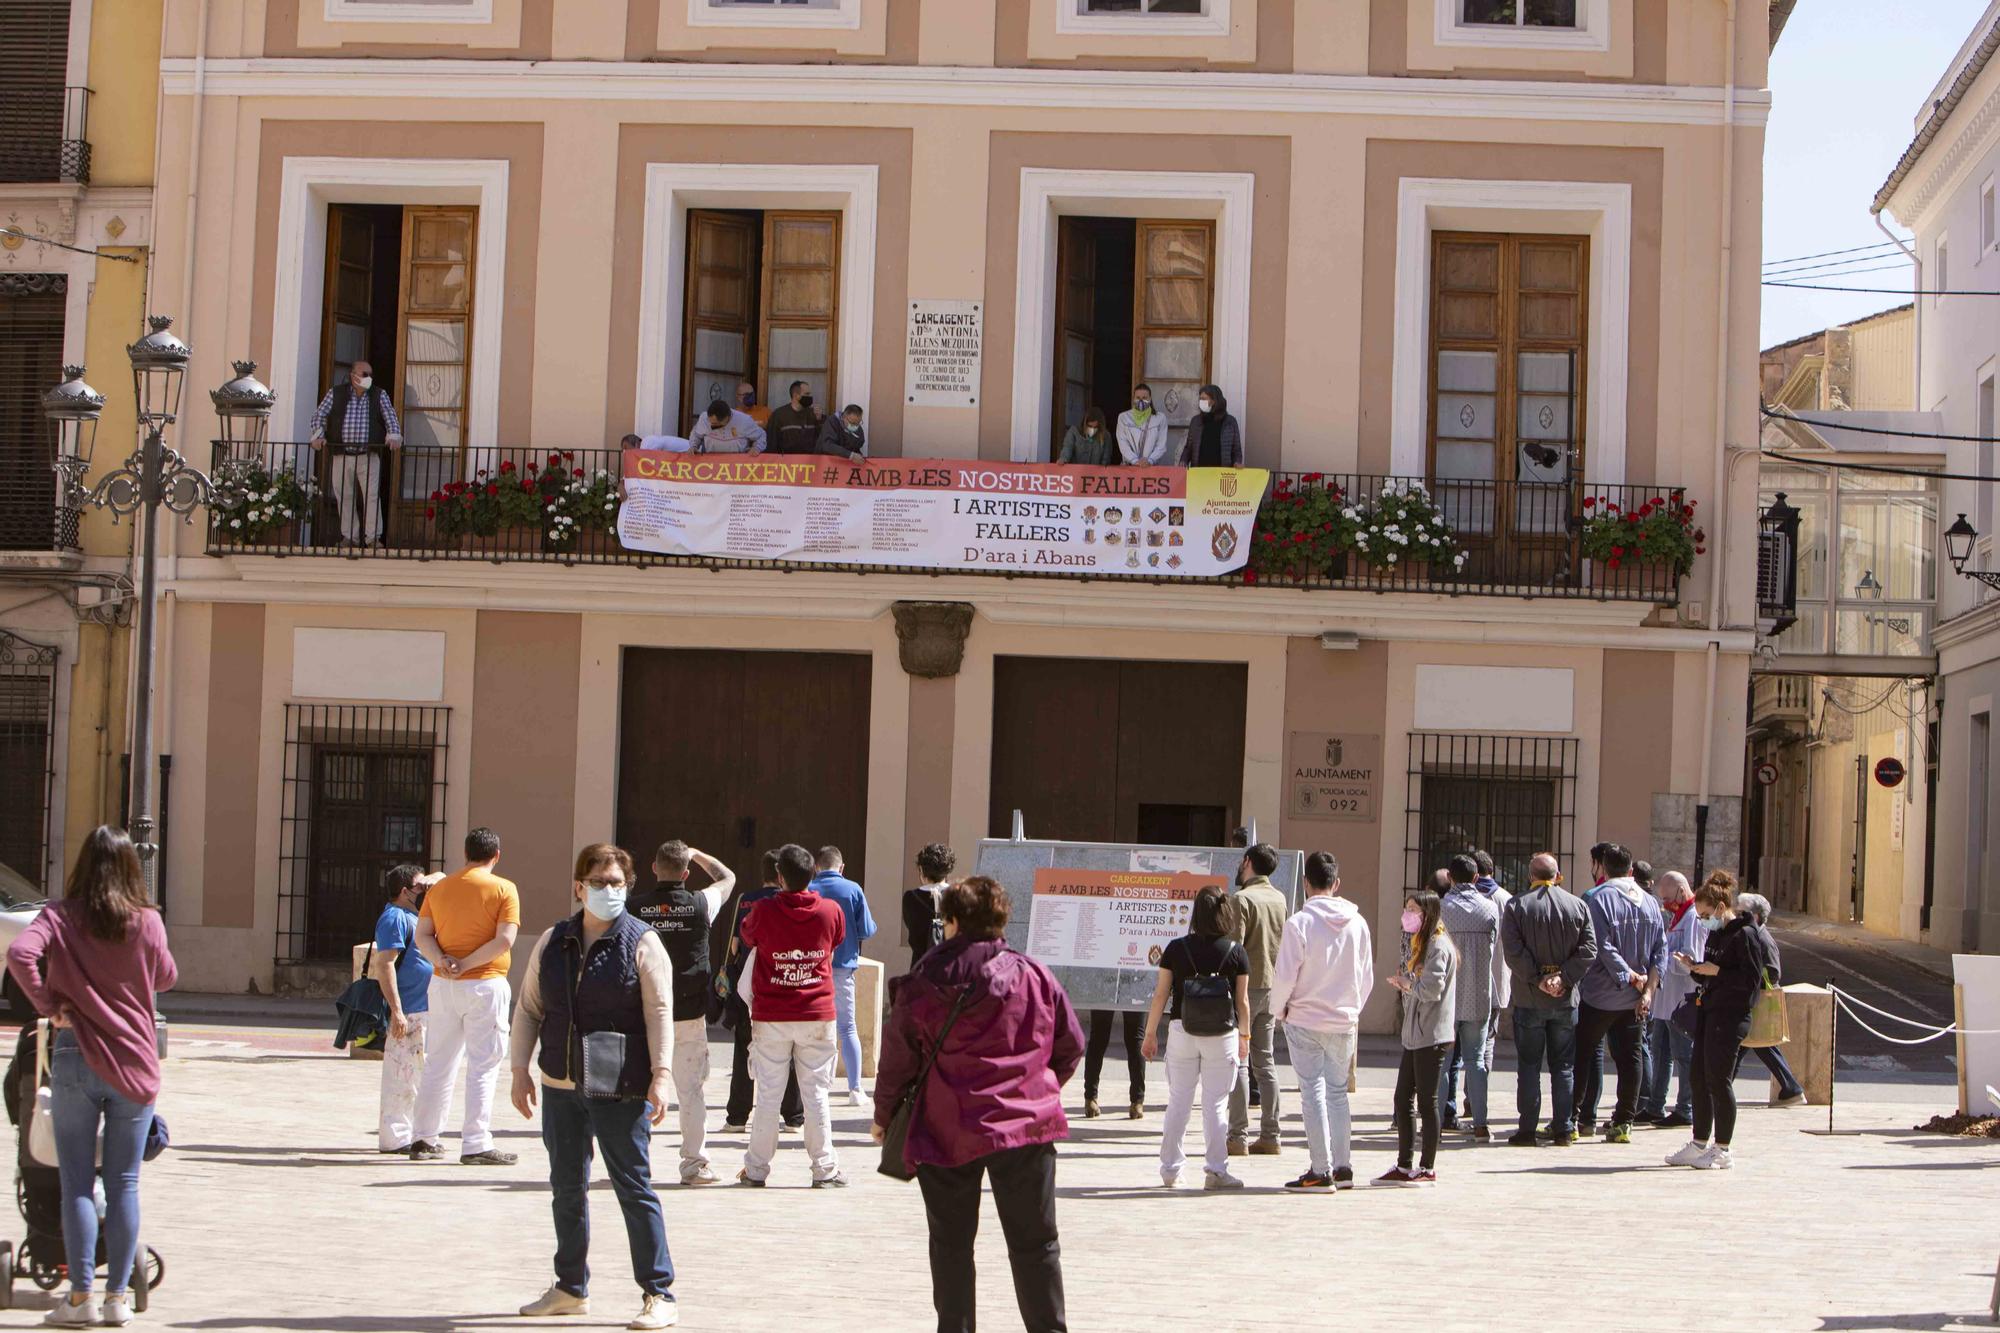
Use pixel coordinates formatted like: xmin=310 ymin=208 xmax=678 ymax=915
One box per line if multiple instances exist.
xmin=1693 ymin=0 xmax=1739 ymax=882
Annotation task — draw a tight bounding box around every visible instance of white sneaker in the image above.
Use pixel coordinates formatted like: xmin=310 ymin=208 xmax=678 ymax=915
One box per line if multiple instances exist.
xmin=681 ymin=1164 xmax=719 ymax=1186
xmin=844 ymin=1089 xmax=863 ymax=1108
xmin=628 ymin=1294 xmax=679 ymax=1330
xmin=42 ymin=1294 xmax=97 ymax=1327
xmin=1664 ymin=1139 xmax=1711 ymax=1168
xmin=99 ymin=1293 xmax=134 ymax=1327
xmin=1693 ymin=1145 xmax=1734 ymax=1170
xmin=1202 ymin=1170 xmax=1246 ymax=1191
xmin=519 ymin=1285 xmax=590 ymax=1317
xmin=1160 ymin=1170 xmax=1181 ymax=1188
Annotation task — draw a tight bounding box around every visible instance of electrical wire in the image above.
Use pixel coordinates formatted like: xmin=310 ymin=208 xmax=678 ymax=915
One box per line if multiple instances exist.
xmin=1766 ymin=280 xmax=1986 ymax=294
xmin=0 ymin=226 xmax=141 ymax=263
xmin=1761 ymin=406 xmax=2000 ymax=446
xmin=1760 ymin=254 xmax=1911 ymax=278
xmin=1763 ymin=263 xmax=1914 ymax=282
xmin=1762 ymin=238 xmax=1911 ymax=268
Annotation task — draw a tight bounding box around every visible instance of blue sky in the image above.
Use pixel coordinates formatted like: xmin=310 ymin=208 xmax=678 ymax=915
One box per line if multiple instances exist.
xmin=1761 ymin=0 xmax=1990 ymax=347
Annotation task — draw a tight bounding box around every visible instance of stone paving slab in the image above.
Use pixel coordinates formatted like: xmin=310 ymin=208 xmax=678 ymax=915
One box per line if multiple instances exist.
xmin=0 ymin=1024 xmax=1994 ymax=1333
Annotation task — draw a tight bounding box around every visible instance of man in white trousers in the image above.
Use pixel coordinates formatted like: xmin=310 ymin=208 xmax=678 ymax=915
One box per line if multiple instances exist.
xmin=1270 ymin=850 xmax=1374 ymax=1191
xmin=308 ymin=359 xmax=402 ymax=547
xmin=629 ymin=840 xmax=737 ymax=1185
xmin=411 ymin=827 xmax=521 ymax=1165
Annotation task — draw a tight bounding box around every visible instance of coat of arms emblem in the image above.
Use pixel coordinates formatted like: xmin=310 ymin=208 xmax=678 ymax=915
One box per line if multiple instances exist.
xmin=1325 ymin=737 xmax=1344 ymax=767
xmin=1219 ymin=474 xmax=1238 ymax=498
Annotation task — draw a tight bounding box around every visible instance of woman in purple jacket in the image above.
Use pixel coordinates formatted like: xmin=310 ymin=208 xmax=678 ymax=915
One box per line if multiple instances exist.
xmin=7 ymin=827 xmax=177 ymax=1328
xmin=872 ymin=876 xmax=1084 ymax=1333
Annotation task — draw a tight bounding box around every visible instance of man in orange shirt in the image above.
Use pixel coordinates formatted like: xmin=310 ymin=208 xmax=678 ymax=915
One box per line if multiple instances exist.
xmin=411 ymin=827 xmax=522 ymax=1165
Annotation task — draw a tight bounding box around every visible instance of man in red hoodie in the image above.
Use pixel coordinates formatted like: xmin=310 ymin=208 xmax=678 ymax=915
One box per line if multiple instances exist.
xmin=738 ymin=843 xmax=847 ymax=1187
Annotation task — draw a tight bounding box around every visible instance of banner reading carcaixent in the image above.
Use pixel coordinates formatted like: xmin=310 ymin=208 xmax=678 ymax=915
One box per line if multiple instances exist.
xmin=616 ymin=452 xmax=1270 ymax=577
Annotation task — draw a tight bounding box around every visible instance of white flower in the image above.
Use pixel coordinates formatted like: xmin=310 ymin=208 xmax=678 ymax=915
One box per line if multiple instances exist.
xmin=229 ymin=518 xmax=242 ymax=529
xmin=1454 ymin=553 xmax=1469 ymax=569
xmin=1387 ymin=553 xmax=1399 ymax=564
xmin=1341 ymin=506 xmax=1358 ymax=520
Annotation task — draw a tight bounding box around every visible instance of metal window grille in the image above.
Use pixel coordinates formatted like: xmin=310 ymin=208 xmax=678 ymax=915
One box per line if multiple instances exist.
xmin=1405 ymin=733 xmax=1578 ymax=893
xmin=0 ymin=631 xmax=58 ymax=896
xmin=277 ymin=704 xmax=449 ymax=965
xmin=0 ymin=275 xmax=70 ymax=551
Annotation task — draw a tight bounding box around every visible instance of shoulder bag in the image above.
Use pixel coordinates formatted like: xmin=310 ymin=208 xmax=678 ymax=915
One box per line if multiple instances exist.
xmin=28 ymin=1020 xmax=97 ymax=1170
xmin=878 ymin=984 xmax=972 ymax=1183
xmin=1740 ymin=967 xmax=1790 ymax=1049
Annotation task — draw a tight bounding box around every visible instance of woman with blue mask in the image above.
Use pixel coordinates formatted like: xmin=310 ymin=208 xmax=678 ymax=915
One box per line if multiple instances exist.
xmin=509 ymin=844 xmax=682 ymax=1331
xmin=1665 ymin=879 xmax=1778 ymax=1173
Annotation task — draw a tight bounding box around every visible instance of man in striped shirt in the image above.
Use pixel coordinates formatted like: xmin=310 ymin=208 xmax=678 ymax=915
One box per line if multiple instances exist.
xmin=310 ymin=360 xmax=403 ymax=546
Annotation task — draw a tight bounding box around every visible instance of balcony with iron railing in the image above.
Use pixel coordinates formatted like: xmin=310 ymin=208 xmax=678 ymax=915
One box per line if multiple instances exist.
xmin=203 ymin=442 xmax=1689 ymax=605
xmin=0 ymin=86 xmax=90 ymax=185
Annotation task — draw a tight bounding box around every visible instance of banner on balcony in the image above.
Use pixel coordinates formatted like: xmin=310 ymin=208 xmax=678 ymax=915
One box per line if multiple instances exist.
xmin=616 ymin=453 xmax=1270 ymax=577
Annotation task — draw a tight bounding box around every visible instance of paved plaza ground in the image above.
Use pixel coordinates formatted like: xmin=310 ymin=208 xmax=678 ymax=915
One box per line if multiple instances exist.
xmin=0 ymin=1006 xmax=1992 ymax=1333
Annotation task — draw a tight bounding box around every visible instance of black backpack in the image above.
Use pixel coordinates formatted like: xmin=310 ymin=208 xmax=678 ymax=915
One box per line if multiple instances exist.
xmin=1179 ymin=941 xmax=1236 ymax=1037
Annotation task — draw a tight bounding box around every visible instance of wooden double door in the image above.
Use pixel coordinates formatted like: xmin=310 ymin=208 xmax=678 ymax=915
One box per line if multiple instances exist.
xmin=988 ymin=656 xmax=1245 ymax=845
xmin=616 ymin=648 xmax=871 ymax=957
xmin=682 ymin=209 xmax=840 ymax=430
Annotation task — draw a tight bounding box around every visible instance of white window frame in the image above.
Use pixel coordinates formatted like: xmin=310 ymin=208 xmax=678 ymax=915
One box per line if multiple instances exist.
xmin=1009 ymin=168 xmax=1254 ymax=463
xmin=1936 ymin=233 xmax=1950 ymax=307
xmin=325 ymin=0 xmax=494 ymax=24
xmin=1435 ymin=0 xmax=1611 ymax=52
xmin=688 ymin=0 xmax=863 ymax=29
xmin=1058 ymin=0 xmax=1231 ymax=39
xmin=1982 ymin=177 xmax=1997 ymax=256
xmin=1978 ymin=361 xmax=1996 ymax=595
xmin=1390 ymin=177 xmax=1632 ymax=483
xmin=268 ymin=157 xmax=509 ymax=452
xmin=633 ymin=163 xmax=879 ymax=437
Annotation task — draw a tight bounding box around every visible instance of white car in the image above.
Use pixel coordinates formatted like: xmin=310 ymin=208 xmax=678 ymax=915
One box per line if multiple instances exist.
xmin=0 ymin=861 xmax=46 ymax=1014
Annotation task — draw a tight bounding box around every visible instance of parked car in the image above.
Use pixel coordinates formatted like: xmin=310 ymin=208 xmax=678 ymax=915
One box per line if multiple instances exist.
xmin=0 ymin=863 xmax=47 ymax=1015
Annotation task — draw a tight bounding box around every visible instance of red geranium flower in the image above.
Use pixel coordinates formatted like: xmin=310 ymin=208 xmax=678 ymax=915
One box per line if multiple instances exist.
xmin=1583 ymin=496 xmax=1596 ymax=508
xmin=425 ymin=507 xmax=436 ymax=519
xmin=485 ymin=484 xmax=498 ymax=497
xmin=1242 ymin=569 xmax=1259 ymax=585
xmin=499 ymin=460 xmax=516 ymax=473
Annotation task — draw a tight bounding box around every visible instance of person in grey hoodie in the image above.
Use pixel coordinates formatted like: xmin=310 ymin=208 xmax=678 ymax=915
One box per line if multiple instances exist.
xmin=1499 ymin=854 xmax=1597 ymax=1146
xmin=1269 ymin=852 xmax=1373 ymax=1191
xmin=1436 ymin=854 xmax=1501 ymax=1141
xmin=1376 ymin=887 xmax=1456 ymax=1186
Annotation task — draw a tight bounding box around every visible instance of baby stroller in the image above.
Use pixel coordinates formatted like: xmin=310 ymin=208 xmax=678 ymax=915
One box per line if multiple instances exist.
xmin=1 ymin=1023 xmax=163 ymax=1310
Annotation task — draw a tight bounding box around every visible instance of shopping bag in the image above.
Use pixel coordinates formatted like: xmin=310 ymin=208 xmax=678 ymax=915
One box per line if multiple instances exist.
xmin=1739 ymin=971 xmax=1790 ymax=1048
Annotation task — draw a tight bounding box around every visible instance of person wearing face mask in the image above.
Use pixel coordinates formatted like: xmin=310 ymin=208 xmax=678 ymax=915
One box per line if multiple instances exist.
xmin=1640 ymin=870 xmax=1700 ymax=1129
xmin=815 ymin=403 xmax=869 ymax=460
xmin=1176 ymin=384 xmax=1243 ymax=468
xmin=765 ymin=381 xmax=822 ymax=456
xmin=1377 ymin=888 xmax=1457 ymax=1186
xmin=309 ymin=359 xmax=403 ymax=548
xmin=689 ymin=397 xmax=767 ymax=455
xmin=511 ymin=844 xmax=679 ymax=1330
xmin=1663 ymin=881 xmax=1778 ymax=1172
xmin=736 ymin=379 xmax=770 ymax=428
xmin=1058 ymin=406 xmax=1118 ymax=466
xmin=1116 ymin=383 xmax=1170 ymax=466
xmin=373 ymin=863 xmax=445 ymax=1155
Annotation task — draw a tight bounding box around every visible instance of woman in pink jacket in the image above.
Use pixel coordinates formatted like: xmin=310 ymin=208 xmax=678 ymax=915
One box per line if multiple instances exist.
xmin=7 ymin=827 xmax=177 ymax=1328
xmin=873 ymin=876 xmax=1083 ymax=1333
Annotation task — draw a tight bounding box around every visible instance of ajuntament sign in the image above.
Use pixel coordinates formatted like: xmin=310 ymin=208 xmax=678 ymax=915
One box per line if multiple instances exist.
xmin=1287 ymin=731 xmax=1381 ymax=821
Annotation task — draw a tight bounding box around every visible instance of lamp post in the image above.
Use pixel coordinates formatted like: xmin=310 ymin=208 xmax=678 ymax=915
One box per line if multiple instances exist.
xmin=1757 ymin=491 xmax=1802 ymax=637
xmin=46 ymin=319 xmax=274 ymax=887
xmin=1944 ymin=513 xmax=2000 ymax=592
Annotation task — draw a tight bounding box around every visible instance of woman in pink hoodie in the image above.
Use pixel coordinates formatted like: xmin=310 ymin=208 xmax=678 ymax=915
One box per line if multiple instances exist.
xmin=8 ymin=826 xmax=177 ymax=1328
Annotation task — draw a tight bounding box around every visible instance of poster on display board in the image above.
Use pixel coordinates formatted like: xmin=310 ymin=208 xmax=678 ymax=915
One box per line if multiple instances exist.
xmin=974 ymin=838 xmax=1303 ymax=1010
xmin=616 ymin=452 xmax=1269 ymax=578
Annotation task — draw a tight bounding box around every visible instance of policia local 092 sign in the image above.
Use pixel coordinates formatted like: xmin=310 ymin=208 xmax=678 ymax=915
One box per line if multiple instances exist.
xmin=617 ymin=452 xmax=1270 ymax=578
xmin=1287 ymin=731 xmax=1381 ymax=821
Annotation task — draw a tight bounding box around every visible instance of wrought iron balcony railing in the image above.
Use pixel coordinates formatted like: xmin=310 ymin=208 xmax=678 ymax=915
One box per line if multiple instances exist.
xmin=204 ymin=442 xmax=1687 ymax=605
xmin=0 ymin=86 xmax=91 ymax=184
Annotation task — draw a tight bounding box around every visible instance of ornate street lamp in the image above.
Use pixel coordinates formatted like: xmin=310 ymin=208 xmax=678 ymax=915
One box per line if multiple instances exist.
xmin=1942 ymin=512 xmax=2000 ymax=593
xmin=1756 ymin=491 xmax=1802 ymax=636
xmin=47 ymin=322 xmax=275 ymax=888
xmin=211 ymin=359 xmax=276 ymax=453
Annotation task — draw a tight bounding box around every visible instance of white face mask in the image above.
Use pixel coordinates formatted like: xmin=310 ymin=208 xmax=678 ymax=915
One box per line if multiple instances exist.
xmin=357 ymin=375 xmax=373 ymax=391
xmin=582 ymin=883 xmax=628 ymax=920
xmin=1198 ymin=399 xmax=1213 ymax=414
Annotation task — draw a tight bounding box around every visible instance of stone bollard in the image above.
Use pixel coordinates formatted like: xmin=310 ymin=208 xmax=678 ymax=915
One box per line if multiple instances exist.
xmin=837 ymin=957 xmax=885 ymax=1081
xmin=1771 ymin=983 xmax=1832 ymax=1107
xmin=349 ymin=944 xmax=385 ymax=1062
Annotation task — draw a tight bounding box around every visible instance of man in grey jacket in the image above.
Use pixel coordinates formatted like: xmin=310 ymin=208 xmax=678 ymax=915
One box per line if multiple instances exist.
xmin=1498 ymin=853 xmax=1597 ymax=1146
xmin=1437 ymin=855 xmax=1500 ymax=1140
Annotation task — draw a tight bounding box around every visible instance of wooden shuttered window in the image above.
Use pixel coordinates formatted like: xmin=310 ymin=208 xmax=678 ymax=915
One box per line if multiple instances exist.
xmin=1133 ymin=220 xmax=1214 ymax=447
xmin=679 ymin=209 xmax=840 ymax=430
xmin=396 ymin=206 xmax=476 ymax=502
xmin=1427 ymin=231 xmax=1587 ymax=539
xmin=0 ymin=0 xmax=71 ymax=184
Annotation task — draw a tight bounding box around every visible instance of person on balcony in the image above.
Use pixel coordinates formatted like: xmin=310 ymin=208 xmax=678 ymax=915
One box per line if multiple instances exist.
xmin=766 ymin=382 xmax=822 ymax=455
xmin=309 ymin=359 xmax=402 ymax=548
xmin=688 ymin=398 xmax=767 ymax=455
xmin=1116 ymin=383 xmax=1169 ymax=466
xmin=815 ymin=404 xmax=868 ymax=460
xmin=1177 ymin=385 xmax=1243 ymax=469
xmin=1058 ymin=407 xmax=1118 ymax=466
xmin=736 ymin=379 xmax=770 ymax=428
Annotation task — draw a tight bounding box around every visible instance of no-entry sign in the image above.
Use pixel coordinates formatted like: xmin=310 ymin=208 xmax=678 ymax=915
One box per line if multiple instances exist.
xmin=1874 ymin=756 xmax=1907 ymax=788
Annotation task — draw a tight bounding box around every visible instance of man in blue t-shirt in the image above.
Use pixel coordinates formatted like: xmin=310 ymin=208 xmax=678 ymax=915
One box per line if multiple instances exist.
xmin=809 ymin=846 xmax=877 ymax=1106
xmin=374 ymin=864 xmax=441 ymax=1153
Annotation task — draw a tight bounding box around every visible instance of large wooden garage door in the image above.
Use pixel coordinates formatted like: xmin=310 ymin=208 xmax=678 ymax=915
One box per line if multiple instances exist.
xmin=617 ymin=649 xmax=871 ymax=951
xmin=989 ymin=657 xmax=1246 ymax=845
